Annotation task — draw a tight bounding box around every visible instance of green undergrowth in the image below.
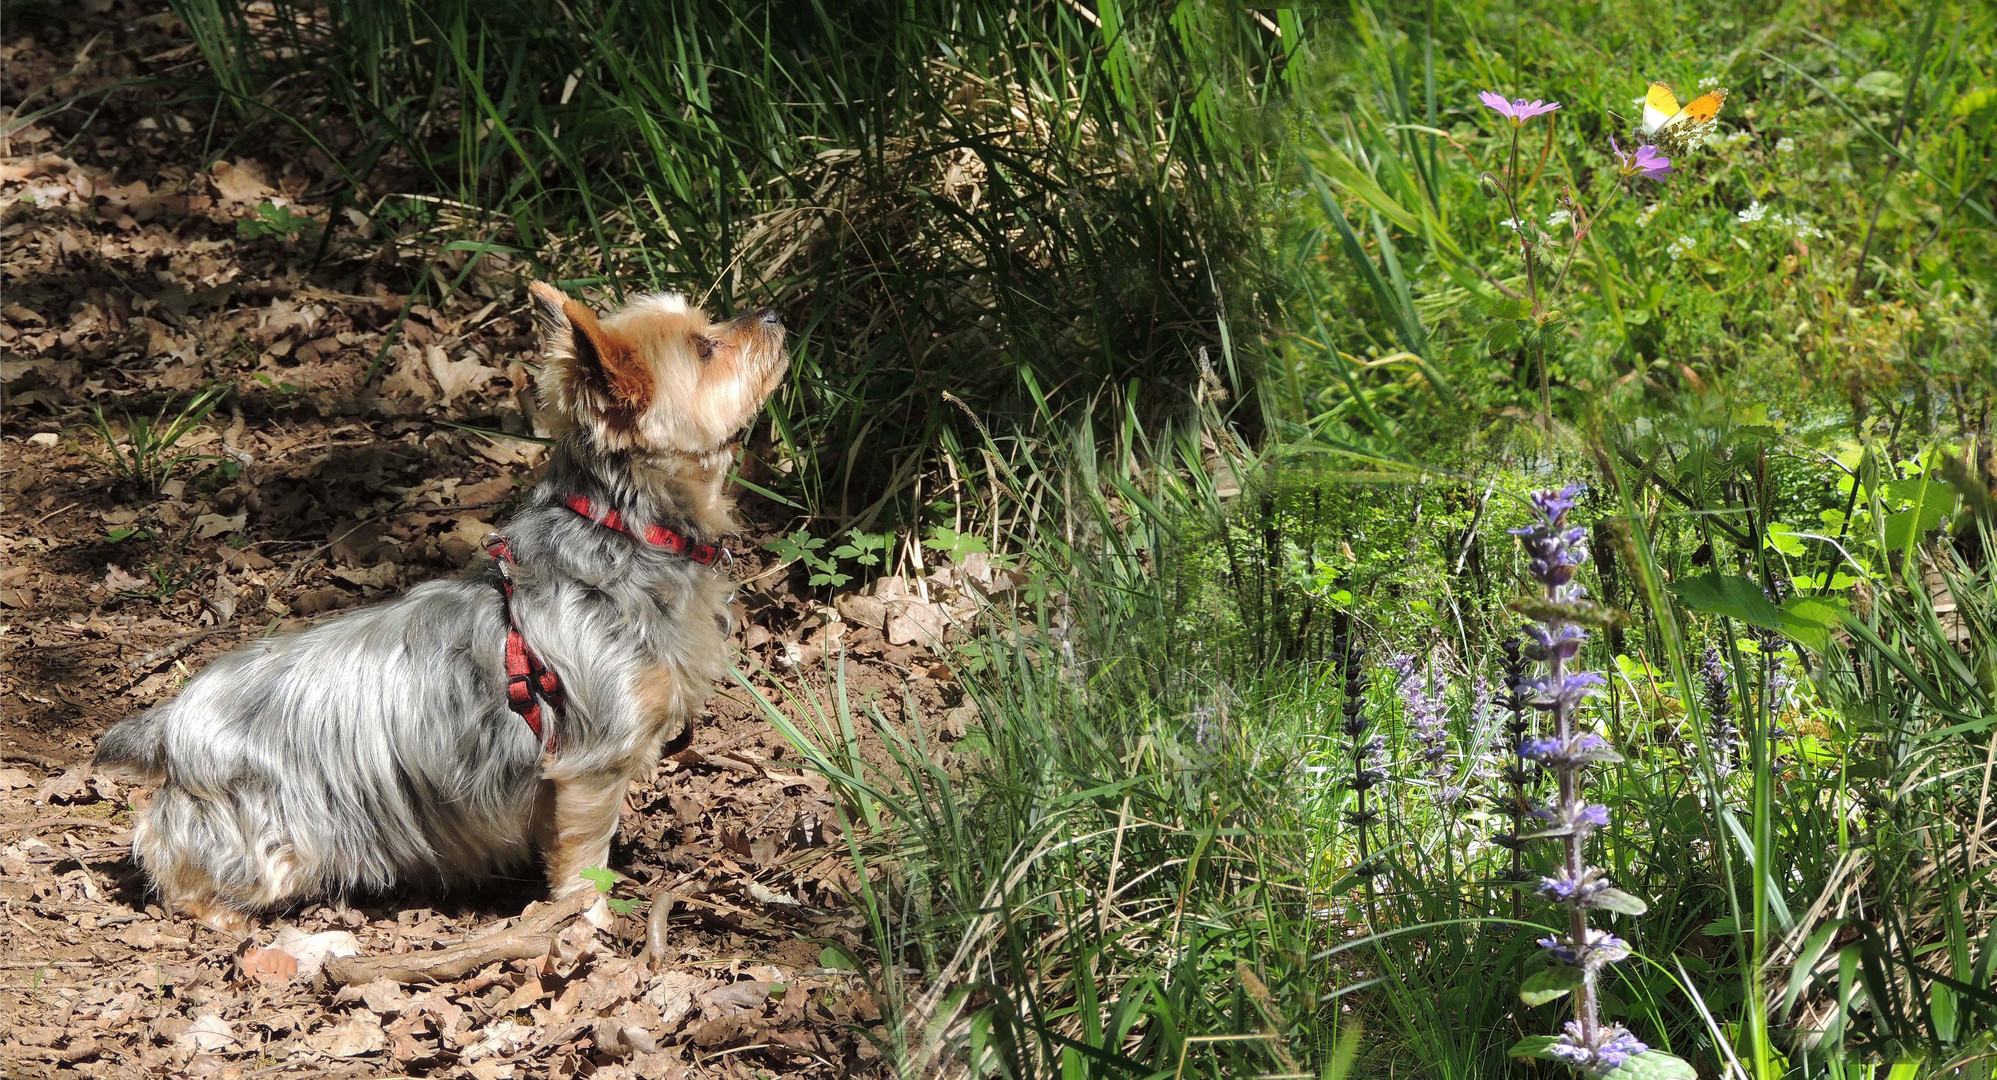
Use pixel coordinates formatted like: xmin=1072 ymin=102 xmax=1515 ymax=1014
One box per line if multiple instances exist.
xmin=735 ymin=0 xmax=1996 ymax=1076
xmin=1278 ymin=0 xmax=1995 ymax=454
xmin=163 ymin=0 xmax=1295 ymax=549
xmin=145 ymin=1 xmax=1997 ymax=1077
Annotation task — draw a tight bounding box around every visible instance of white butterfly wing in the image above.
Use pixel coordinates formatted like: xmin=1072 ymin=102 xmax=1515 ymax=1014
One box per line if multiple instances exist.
xmin=1641 ymin=83 xmax=1682 ymax=136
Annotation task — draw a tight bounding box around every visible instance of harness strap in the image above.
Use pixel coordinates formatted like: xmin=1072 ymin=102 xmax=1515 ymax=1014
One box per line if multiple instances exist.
xmin=485 ymin=537 xmax=562 ymax=749
xmin=565 ymin=494 xmax=722 ymax=565
xmin=484 ymin=495 xmax=726 ymax=747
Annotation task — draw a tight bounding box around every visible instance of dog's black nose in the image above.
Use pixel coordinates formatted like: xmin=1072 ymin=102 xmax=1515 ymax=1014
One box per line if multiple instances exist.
xmin=759 ymin=308 xmax=783 ymax=328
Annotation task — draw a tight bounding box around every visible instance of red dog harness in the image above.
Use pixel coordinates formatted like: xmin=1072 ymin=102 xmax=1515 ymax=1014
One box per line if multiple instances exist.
xmin=563 ymin=494 xmax=723 ymax=565
xmin=486 ymin=497 xmax=727 ymax=747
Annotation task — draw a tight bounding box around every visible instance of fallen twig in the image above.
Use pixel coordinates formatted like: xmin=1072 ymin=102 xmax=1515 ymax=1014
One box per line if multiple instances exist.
xmin=323 ymin=890 xmax=590 ymax=986
xmin=1 ymin=750 xmax=68 ymax=771
xmin=639 ymin=887 xmax=683 ymax=970
xmin=0 ymin=816 xmax=131 ymax=837
xmin=120 ymin=625 xmax=239 ymax=676
xmin=27 ymin=846 xmax=130 ymax=864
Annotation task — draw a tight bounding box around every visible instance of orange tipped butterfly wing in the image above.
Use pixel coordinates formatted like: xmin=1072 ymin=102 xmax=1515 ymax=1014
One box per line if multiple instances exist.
xmin=1640 ymin=81 xmax=1726 ymax=152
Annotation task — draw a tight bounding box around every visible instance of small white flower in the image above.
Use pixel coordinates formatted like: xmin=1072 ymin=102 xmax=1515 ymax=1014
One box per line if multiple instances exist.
xmin=1698 ymin=75 xmax=1722 ymax=90
xmin=1635 ymin=203 xmax=1662 ymax=228
xmin=1721 ymin=129 xmax=1752 ymax=146
xmin=1546 ymin=208 xmax=1573 ymax=229
xmin=1776 ymin=136 xmax=1796 ymax=153
xmin=1500 ymin=217 xmax=1524 ymax=231
xmin=1667 ymin=234 xmax=1697 ymax=260
xmin=1737 ymin=201 xmax=1768 ymax=224
xmin=1774 ymin=210 xmax=1824 ymax=238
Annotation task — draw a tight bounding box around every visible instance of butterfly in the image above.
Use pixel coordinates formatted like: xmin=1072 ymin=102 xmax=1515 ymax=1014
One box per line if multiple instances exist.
xmin=1640 ymin=81 xmax=1727 ymax=154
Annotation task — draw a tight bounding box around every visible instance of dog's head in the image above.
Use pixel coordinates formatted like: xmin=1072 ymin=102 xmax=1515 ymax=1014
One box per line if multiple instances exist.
xmin=528 ymin=282 xmax=788 ymax=458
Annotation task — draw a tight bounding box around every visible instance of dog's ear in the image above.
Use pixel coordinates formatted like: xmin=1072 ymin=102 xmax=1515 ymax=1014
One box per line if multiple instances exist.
xmin=529 ymin=282 xmax=654 ymax=418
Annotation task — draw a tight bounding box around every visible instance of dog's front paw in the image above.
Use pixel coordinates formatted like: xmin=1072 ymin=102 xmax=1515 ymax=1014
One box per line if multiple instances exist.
xmin=179 ymin=896 xmax=255 ymax=937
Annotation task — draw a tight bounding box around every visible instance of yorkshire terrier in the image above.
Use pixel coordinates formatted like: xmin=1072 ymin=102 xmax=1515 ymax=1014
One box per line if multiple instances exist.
xmin=93 ymin=283 xmax=788 ymax=933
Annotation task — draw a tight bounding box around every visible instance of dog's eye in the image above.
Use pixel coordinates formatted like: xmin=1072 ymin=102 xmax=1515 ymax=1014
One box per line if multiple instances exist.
xmin=693 ymin=336 xmax=717 ymax=361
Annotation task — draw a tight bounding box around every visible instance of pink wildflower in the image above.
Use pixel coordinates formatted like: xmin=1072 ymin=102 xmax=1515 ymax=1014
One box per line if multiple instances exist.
xmin=1479 ymin=90 xmax=1562 ymax=125
xmin=1611 ymin=135 xmax=1673 ymax=182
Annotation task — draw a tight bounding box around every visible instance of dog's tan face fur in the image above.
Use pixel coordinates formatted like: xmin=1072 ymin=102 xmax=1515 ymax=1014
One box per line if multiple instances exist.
xmin=529 ymin=282 xmax=787 ymax=533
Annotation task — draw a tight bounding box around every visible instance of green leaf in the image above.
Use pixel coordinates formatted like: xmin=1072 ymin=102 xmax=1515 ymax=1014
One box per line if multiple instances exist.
xmin=1882 ymin=500 xmax=1949 ymax=549
xmin=1670 ymin=573 xmax=1783 ymax=631
xmin=1509 ymin=1035 xmax=1569 ymax=1061
xmin=1764 ymin=522 xmax=1807 ymax=557
xmin=1779 ymin=596 xmax=1848 ymax=652
xmin=106 ymin=527 xmax=139 ymax=543
xmin=606 ymin=896 xmax=639 ymax=916
xmin=1603 ymin=1051 xmax=1699 ymax=1080
xmin=818 ymin=945 xmax=859 ymax=971
xmin=577 ymin=867 xmax=617 ymax=893
xmin=764 ymin=530 xmax=825 ymax=563
xmin=1592 ymin=888 xmax=1651 ymax=917
xmin=1954 ymin=87 xmax=1997 ymax=119
xmin=925 ymin=526 xmax=989 ymax=559
xmin=1484 ymin=320 xmax=1522 ymax=354
xmin=1520 ymin=965 xmax=1584 ymax=1006
xmin=1854 ymin=70 xmax=1907 ymax=98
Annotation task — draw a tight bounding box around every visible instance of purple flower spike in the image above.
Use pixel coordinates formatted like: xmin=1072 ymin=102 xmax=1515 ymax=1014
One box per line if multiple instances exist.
xmin=1537 ymin=929 xmax=1632 ymax=970
xmin=1611 ymin=134 xmax=1673 ymax=182
xmin=1546 ymin=1022 xmax=1650 ymax=1076
xmin=1595 ymin=1029 xmax=1650 ymax=1070
xmin=1530 ymin=484 xmax=1586 ymax=523
xmin=1500 ymin=479 xmax=1674 ymax=1076
xmin=1530 ymin=801 xmax=1612 ymax=836
xmin=1480 ymin=90 xmax=1563 ymax=126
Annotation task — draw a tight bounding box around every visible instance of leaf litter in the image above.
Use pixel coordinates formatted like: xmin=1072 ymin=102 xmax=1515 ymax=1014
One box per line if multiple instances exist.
xmin=1 ymin=5 xmax=998 ymax=1077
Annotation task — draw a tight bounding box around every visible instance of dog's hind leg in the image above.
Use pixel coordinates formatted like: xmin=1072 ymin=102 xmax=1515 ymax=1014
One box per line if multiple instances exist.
xmin=542 ymin=772 xmax=629 ymax=900
xmin=134 ymin=785 xmax=303 ymax=935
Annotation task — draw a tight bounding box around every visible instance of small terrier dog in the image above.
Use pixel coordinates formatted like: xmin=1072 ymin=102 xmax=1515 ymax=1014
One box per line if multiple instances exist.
xmin=94 ymin=283 xmax=788 ymax=932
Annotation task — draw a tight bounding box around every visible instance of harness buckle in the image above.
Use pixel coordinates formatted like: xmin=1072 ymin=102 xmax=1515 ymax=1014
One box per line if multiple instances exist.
xmin=484 ymin=533 xmax=513 ymax=580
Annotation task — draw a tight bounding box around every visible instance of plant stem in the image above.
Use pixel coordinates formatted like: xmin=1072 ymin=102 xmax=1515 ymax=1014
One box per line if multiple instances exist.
xmin=1548 ymin=583 xmax=1600 ymax=1047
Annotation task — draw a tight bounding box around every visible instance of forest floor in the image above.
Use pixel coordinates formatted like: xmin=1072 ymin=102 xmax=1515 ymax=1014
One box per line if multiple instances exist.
xmin=1 ymin=5 xmax=986 ymax=1078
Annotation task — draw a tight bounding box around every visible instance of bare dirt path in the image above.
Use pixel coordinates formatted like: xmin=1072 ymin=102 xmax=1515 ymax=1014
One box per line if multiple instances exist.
xmin=2 ymin=5 xmax=980 ymax=1077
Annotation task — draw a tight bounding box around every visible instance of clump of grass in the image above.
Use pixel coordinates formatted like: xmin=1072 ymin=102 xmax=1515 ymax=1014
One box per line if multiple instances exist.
xmin=83 ymin=386 xmax=227 ymax=498
xmin=165 ymin=0 xmax=1298 ymax=548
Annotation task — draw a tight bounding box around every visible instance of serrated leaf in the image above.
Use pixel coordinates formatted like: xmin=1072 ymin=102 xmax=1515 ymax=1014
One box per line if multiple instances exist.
xmin=1780 ymin=596 xmax=1848 ymax=652
xmin=1485 ymin=320 xmax=1522 ymax=353
xmin=1520 ymin=965 xmax=1584 ymax=1006
xmin=1592 ymin=887 xmax=1651 ymax=917
xmin=1670 ymin=573 xmax=1783 ymax=631
xmin=578 ymin=867 xmax=617 ymax=893
xmin=1603 ymin=1050 xmax=1699 ymax=1080
xmin=1764 ymin=522 xmax=1807 ymax=557
xmin=1509 ymin=1035 xmax=1569 ymax=1061
xmin=1883 ymin=501 xmax=1949 ymax=549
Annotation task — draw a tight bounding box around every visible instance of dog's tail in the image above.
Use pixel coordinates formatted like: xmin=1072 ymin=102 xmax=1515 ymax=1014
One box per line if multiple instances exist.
xmin=93 ymin=709 xmax=169 ymax=783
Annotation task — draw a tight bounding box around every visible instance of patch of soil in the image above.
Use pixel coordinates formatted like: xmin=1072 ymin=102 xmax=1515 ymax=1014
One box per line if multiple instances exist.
xmin=2 ymin=5 xmax=993 ymax=1077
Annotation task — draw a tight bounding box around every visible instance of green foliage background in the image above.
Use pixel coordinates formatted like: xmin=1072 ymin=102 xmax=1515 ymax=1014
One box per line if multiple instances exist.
xmin=162 ymin=0 xmax=1997 ymax=1077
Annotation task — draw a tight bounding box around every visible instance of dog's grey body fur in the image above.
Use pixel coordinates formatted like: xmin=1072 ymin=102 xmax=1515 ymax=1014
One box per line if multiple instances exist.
xmin=95 ymin=435 xmax=733 ymax=912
